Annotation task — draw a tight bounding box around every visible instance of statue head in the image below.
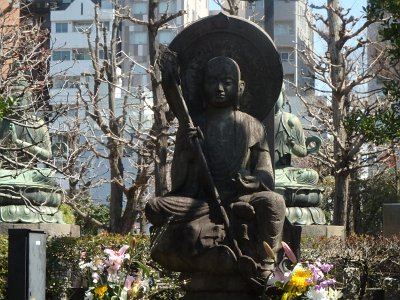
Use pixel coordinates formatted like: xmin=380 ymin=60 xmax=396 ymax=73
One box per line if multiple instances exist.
xmin=203 ymin=56 xmax=245 ymax=110
xmin=275 ymin=82 xmax=286 ymax=114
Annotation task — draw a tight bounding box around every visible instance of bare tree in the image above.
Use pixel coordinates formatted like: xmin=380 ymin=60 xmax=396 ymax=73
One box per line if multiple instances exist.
xmin=50 ymin=0 xmax=184 ymax=233
xmin=211 ymin=0 xmax=241 ymax=16
xmin=295 ymin=0 xmax=394 ymax=232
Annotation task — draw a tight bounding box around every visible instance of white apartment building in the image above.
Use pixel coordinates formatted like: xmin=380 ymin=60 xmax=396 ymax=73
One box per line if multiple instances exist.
xmin=48 ymin=0 xmax=209 ymax=204
xmin=238 ymin=0 xmax=314 ymax=118
xmin=50 ymin=0 xmax=114 ymax=104
xmin=240 ymin=0 xmax=314 ymax=93
xmin=121 ymin=0 xmax=209 ymax=89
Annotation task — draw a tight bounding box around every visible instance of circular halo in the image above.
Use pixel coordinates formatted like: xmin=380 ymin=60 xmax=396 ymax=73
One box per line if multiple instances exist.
xmin=169 ymin=12 xmax=283 ymax=121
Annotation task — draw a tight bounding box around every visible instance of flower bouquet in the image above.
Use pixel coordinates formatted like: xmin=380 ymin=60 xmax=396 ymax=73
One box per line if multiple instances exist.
xmin=79 ymin=244 xmax=151 ymax=300
xmin=263 ymin=241 xmax=342 ymax=300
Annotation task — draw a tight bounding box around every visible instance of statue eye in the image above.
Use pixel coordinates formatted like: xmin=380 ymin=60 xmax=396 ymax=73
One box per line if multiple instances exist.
xmin=205 ymin=78 xmax=217 ymax=85
xmin=223 ymin=79 xmax=233 ymax=85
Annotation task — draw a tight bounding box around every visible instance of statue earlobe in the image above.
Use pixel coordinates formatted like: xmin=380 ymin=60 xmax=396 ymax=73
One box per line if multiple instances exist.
xmin=235 ymin=80 xmax=245 ymax=110
xmin=239 ymin=80 xmax=245 ymax=97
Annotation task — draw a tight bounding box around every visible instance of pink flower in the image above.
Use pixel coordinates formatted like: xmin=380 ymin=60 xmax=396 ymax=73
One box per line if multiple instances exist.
xmin=281 ymin=241 xmax=297 ymax=264
xmin=123 ymin=275 xmax=135 ymax=290
xmin=104 ymin=245 xmax=130 ymax=272
xmin=263 ymin=241 xmax=276 ymax=262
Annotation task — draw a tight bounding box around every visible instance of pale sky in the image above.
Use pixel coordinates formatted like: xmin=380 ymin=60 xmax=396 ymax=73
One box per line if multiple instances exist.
xmin=208 ymin=0 xmax=367 ymax=16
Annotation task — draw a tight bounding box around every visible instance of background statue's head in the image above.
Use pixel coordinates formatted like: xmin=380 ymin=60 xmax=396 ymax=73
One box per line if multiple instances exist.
xmin=5 ymin=71 xmax=34 ymax=117
xmin=203 ymin=56 xmax=245 ymax=110
xmin=275 ymin=82 xmax=287 ymax=114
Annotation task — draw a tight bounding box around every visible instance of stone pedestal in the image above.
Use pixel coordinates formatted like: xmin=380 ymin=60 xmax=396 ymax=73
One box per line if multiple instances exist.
xmin=383 ymin=203 xmax=400 ymax=236
xmin=299 ymin=224 xmax=345 ymax=239
xmin=0 ymin=223 xmax=80 ymax=237
xmin=182 ymin=274 xmax=260 ymax=300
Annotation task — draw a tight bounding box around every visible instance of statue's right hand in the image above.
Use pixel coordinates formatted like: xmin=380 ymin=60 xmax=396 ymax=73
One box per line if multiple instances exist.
xmin=186 ymin=126 xmax=204 ymax=158
xmin=187 ymin=126 xmax=204 ymax=141
xmin=159 ymin=46 xmax=179 ymax=85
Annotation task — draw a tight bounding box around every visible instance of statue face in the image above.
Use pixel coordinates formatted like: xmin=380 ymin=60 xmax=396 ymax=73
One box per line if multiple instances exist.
xmin=204 ymin=57 xmax=240 ymax=109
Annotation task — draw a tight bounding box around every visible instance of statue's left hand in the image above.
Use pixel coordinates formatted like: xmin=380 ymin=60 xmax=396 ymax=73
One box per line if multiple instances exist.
xmin=234 ymin=172 xmax=261 ymax=192
xmin=286 ymin=136 xmax=296 ymax=148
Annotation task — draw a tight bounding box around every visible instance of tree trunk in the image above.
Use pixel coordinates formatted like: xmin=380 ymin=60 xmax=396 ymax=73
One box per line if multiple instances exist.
xmin=333 ymin=171 xmax=349 ymax=230
xmin=107 ymin=9 xmax=125 ymax=232
xmin=148 ymin=0 xmax=169 ymax=197
xmin=350 ymin=173 xmax=362 ymax=233
xmin=328 ymin=0 xmax=350 ymax=230
xmin=109 ymin=139 xmax=124 ymax=232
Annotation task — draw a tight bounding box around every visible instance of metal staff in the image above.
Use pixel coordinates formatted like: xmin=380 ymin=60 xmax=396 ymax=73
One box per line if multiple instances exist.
xmin=158 ymin=46 xmax=232 ymax=240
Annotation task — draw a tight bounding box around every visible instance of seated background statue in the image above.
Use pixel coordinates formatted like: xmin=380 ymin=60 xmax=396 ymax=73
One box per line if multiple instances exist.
xmin=0 ymin=80 xmax=63 ymax=223
xmin=274 ymin=84 xmax=320 ymax=187
xmin=274 ymin=84 xmax=326 ymax=224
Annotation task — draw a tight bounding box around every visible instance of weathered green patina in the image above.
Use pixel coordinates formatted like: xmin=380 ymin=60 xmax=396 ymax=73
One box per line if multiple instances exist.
xmin=274 ymin=85 xmax=326 ymax=225
xmin=0 ymin=86 xmax=63 ymax=223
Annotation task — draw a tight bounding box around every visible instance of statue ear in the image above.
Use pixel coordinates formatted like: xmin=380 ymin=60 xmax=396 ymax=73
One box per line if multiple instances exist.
xmin=239 ymin=80 xmax=245 ymax=97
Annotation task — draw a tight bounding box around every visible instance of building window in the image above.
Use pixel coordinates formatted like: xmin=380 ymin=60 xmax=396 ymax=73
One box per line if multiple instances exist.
xmin=55 ymin=22 xmax=68 ymax=33
xmin=130 ymin=31 xmax=148 ymax=45
xmin=101 ymin=0 xmax=113 ymax=9
xmin=275 ymin=21 xmax=295 ymax=36
xmin=159 ymin=0 xmax=177 ymax=12
xmin=132 ymin=2 xmax=148 ymax=14
xmin=52 ymin=76 xmax=80 ymax=88
xmin=102 ymin=21 xmax=110 ymax=31
xmin=73 ymin=49 xmax=91 ymax=60
xmin=73 ymin=21 xmax=92 ymax=33
xmin=158 ymin=30 xmax=175 ymax=44
xmin=280 ymin=52 xmax=295 ymax=63
xmin=133 ymin=62 xmax=148 ymax=75
xmin=52 ymin=50 xmax=71 ymax=61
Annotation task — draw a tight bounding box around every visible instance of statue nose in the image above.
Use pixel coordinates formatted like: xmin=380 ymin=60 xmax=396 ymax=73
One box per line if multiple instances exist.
xmin=217 ymin=82 xmax=224 ymax=91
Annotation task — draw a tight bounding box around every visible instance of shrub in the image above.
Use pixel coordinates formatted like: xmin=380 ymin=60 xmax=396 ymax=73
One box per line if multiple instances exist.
xmin=46 ymin=233 xmax=183 ymax=299
xmin=0 ymin=235 xmax=7 ymax=300
xmin=301 ymin=234 xmax=400 ymax=299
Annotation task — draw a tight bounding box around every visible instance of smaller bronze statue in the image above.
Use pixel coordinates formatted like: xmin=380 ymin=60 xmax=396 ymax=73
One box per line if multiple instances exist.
xmin=274 ymin=84 xmax=326 ymax=225
xmin=0 ymin=84 xmax=63 ymax=223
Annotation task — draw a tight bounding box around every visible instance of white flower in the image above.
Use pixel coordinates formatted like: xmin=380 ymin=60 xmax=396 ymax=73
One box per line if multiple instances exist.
xmin=305 ymin=287 xmax=342 ymax=300
xmin=327 ymin=287 xmax=343 ymax=299
xmin=84 ymin=290 xmax=94 ymax=300
xmin=305 ymin=287 xmax=328 ymax=300
xmin=92 ymin=272 xmax=100 ymax=283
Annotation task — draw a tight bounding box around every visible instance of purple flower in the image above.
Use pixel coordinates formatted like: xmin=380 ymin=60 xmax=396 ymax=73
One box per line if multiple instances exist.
xmin=315 ymin=278 xmax=337 ymax=290
xmin=316 ymin=259 xmax=333 ymax=273
xmin=307 ymin=264 xmax=324 ymax=284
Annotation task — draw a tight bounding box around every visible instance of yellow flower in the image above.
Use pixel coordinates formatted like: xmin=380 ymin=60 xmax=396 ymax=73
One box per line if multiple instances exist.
xmin=282 ymin=290 xmax=298 ymax=300
xmin=94 ymin=285 xmax=108 ymax=299
xmin=131 ymin=282 xmax=140 ymax=294
xmin=288 ymin=265 xmax=312 ymax=291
